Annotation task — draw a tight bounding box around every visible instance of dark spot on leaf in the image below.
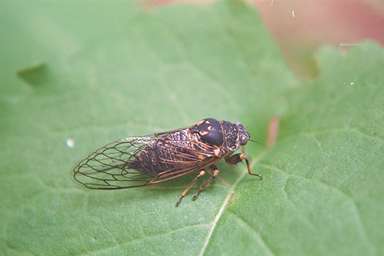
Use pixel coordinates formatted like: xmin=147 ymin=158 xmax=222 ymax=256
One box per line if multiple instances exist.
xmin=17 ymin=63 xmax=51 ymax=87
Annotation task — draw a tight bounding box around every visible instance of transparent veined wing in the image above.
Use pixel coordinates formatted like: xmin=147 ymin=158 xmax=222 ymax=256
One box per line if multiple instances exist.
xmin=73 ymin=134 xmax=220 ymax=190
xmin=73 ymin=136 xmax=156 ymax=189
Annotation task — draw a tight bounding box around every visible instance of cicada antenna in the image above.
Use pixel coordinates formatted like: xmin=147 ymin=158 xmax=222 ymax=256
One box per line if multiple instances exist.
xmin=249 ymin=138 xmax=265 ymax=146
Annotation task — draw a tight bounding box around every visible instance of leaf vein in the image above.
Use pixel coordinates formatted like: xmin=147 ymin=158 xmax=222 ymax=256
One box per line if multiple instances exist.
xmin=261 ymin=163 xmax=376 ymax=253
xmin=198 ymin=150 xmax=269 ymax=256
xmin=227 ymin=210 xmax=275 ymax=256
xmin=77 ymin=223 xmax=209 ymax=256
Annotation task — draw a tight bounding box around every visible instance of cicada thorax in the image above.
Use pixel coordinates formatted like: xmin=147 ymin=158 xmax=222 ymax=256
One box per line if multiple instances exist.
xmin=191 ymin=118 xmax=248 ymax=153
xmin=191 ymin=118 xmax=224 ymax=146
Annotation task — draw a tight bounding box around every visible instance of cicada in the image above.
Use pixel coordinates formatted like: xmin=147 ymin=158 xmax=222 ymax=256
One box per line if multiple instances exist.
xmin=73 ymin=118 xmax=261 ymax=206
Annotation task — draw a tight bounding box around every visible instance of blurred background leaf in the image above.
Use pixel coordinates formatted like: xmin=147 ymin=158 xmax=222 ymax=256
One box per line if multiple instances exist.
xmin=0 ymin=1 xmax=383 ymax=256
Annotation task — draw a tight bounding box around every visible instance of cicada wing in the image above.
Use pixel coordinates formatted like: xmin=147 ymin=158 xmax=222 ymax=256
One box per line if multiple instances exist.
xmin=73 ymin=136 xmax=156 ymax=189
xmin=147 ymin=138 xmax=220 ymax=183
xmin=73 ymin=131 xmax=221 ymax=190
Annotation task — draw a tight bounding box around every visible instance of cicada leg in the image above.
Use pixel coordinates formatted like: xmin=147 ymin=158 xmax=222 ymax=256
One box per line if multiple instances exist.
xmin=175 ymin=170 xmax=206 ymax=207
xmin=225 ymin=152 xmax=262 ymax=180
xmin=192 ymin=165 xmax=220 ymax=201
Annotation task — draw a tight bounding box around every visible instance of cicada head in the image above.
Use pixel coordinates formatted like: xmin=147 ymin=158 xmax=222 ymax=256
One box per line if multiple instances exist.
xmin=220 ymin=120 xmax=251 ymax=151
xmin=236 ymin=123 xmax=250 ymax=146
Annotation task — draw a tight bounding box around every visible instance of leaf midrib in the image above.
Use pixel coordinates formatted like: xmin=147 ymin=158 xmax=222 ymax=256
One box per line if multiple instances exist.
xmin=198 ymin=149 xmax=270 ymax=256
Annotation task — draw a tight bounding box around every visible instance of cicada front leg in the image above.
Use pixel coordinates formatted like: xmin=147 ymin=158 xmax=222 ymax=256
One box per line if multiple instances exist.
xmin=225 ymin=152 xmax=262 ymax=180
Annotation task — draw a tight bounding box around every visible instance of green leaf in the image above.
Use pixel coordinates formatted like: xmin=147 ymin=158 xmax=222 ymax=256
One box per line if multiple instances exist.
xmin=1 ymin=1 xmax=383 ymax=256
